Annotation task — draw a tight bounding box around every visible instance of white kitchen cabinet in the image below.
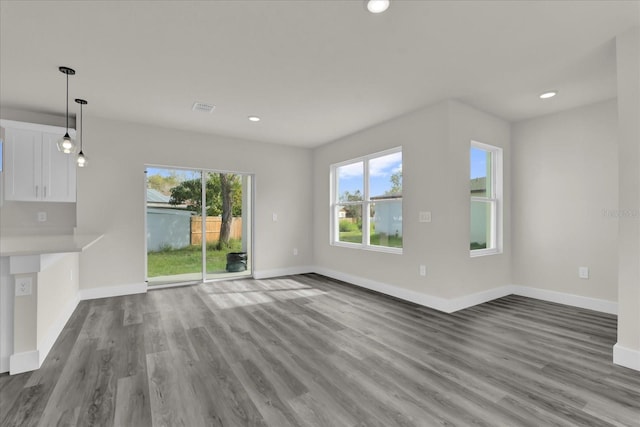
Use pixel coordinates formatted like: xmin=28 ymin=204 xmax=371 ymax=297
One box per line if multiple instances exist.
xmin=1 ymin=120 xmax=76 ymax=202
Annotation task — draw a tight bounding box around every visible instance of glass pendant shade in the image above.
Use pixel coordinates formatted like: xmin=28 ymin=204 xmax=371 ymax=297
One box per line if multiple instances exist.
xmin=76 ymin=150 xmax=88 ymax=167
xmin=57 ymin=132 xmax=77 ymax=154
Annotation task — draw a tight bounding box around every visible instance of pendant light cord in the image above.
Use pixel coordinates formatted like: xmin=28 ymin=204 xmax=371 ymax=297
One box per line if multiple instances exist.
xmin=79 ymin=103 xmax=83 ymax=151
xmin=66 ymin=73 xmax=69 ymax=132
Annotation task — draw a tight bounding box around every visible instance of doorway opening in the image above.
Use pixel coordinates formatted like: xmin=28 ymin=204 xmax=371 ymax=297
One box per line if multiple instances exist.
xmin=145 ymin=166 xmax=253 ymax=286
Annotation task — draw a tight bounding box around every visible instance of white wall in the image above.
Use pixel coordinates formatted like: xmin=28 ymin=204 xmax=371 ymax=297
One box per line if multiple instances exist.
xmin=76 ymin=116 xmax=313 ymax=291
xmin=615 ymin=26 xmax=640 ymax=370
xmin=313 ymin=100 xmax=511 ymax=301
xmin=0 ymin=201 xmax=76 ymax=236
xmin=512 ymin=99 xmax=619 ymax=302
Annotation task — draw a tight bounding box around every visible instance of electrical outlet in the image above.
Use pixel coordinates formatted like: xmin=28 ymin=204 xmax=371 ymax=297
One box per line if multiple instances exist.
xmin=293 ymin=248 xmax=298 ymax=256
xmin=15 ymin=277 xmax=33 ymax=296
xmin=419 ymin=265 xmax=427 ymax=277
xmin=37 ymin=211 xmax=47 ymax=222
xmin=272 ymin=213 xmax=278 ymax=222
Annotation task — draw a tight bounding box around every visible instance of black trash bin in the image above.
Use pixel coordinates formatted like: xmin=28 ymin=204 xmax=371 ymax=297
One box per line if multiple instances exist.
xmin=226 ymin=252 xmax=247 ymax=272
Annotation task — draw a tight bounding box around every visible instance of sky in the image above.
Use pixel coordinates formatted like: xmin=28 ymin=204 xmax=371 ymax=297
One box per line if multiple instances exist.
xmin=146 ymin=167 xmax=200 ymax=181
xmin=470 ymin=147 xmax=488 ymax=179
xmin=337 ymin=151 xmax=402 ymax=198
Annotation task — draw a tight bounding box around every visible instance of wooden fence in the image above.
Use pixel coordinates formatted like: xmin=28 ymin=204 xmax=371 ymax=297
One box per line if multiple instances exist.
xmin=191 ymin=216 xmax=243 ymax=245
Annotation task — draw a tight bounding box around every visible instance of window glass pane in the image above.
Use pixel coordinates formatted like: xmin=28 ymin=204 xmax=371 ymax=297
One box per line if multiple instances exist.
xmin=369 ymin=152 xmax=402 ymax=199
xmin=371 ymin=200 xmax=403 ymax=248
xmin=337 ymin=161 xmax=363 ymax=203
xmin=337 ymin=204 xmax=363 ymax=244
xmin=470 ymin=200 xmax=492 ymax=250
xmin=470 ymin=147 xmax=491 ymax=197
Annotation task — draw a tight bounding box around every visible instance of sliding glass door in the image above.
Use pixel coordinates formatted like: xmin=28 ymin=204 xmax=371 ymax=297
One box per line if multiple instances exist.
xmin=145 ymin=166 xmax=252 ymax=286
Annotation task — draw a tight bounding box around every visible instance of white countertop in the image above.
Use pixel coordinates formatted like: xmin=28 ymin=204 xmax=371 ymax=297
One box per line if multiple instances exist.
xmin=0 ymin=234 xmax=103 ymax=257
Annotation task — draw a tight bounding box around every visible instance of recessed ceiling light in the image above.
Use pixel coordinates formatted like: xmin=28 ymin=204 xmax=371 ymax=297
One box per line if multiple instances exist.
xmin=192 ymin=102 xmax=215 ymax=113
xmin=248 ymin=116 xmax=261 ymax=122
xmin=539 ymin=91 xmax=558 ymax=99
xmin=366 ymin=0 xmax=390 ymax=14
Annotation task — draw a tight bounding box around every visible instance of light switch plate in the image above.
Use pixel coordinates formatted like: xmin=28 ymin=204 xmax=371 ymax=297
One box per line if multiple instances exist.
xmin=578 ymin=266 xmax=589 ymax=279
xmin=419 ymin=211 xmax=432 ymax=223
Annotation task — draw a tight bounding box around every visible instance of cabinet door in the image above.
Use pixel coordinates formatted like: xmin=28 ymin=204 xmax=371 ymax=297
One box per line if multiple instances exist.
xmin=41 ymin=132 xmax=76 ymax=202
xmin=3 ymin=127 xmax=41 ymax=201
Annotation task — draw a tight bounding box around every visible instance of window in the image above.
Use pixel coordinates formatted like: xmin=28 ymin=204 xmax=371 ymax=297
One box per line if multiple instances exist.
xmin=470 ymin=141 xmax=502 ymax=256
xmin=331 ymin=147 xmax=402 ymax=253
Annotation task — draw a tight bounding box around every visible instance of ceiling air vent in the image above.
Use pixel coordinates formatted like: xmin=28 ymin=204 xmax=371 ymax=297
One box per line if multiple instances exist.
xmin=192 ymin=102 xmax=215 ymax=113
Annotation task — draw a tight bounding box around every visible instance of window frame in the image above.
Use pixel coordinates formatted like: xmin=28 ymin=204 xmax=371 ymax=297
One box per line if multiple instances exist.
xmin=470 ymin=140 xmax=503 ymax=257
xmin=330 ymin=146 xmax=403 ymax=254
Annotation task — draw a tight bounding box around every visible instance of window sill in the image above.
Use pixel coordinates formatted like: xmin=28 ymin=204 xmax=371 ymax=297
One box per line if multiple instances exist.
xmin=470 ymin=248 xmax=501 ymax=258
xmin=332 ymin=241 xmax=403 ymax=255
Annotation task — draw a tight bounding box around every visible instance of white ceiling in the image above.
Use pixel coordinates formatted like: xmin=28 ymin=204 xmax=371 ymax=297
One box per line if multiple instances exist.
xmin=1 ymin=1 xmax=638 ymax=148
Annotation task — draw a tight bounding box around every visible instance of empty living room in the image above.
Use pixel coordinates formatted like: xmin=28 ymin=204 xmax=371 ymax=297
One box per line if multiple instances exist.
xmin=0 ymin=1 xmax=639 ymax=426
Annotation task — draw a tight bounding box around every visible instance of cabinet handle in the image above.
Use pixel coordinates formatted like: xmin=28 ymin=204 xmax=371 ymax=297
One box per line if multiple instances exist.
xmin=35 ymin=185 xmax=39 ymax=198
xmin=44 ymin=186 xmax=47 ymax=198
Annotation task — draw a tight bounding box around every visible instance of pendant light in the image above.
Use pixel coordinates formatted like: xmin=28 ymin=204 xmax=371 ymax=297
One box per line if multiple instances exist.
xmin=56 ymin=66 xmax=77 ymax=154
xmin=75 ymin=98 xmax=88 ymax=167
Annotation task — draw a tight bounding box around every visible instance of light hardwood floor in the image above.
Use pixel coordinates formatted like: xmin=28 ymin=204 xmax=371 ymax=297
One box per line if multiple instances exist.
xmin=1 ymin=274 xmax=639 ymax=426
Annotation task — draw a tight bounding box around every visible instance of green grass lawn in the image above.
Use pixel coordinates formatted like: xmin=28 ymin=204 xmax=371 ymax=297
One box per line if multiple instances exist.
xmin=147 ymin=240 xmax=243 ymax=277
xmin=339 ymin=231 xmax=403 ymax=248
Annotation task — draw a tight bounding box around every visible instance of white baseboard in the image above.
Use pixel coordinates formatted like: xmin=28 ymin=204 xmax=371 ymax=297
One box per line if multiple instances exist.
xmin=79 ymin=282 xmax=147 ymax=301
xmin=38 ymin=293 xmax=80 ymax=366
xmin=447 ymin=285 xmax=514 ymax=312
xmin=314 ymin=267 xmax=454 ymax=312
xmin=613 ymin=343 xmax=640 ymax=371
xmin=310 ymin=268 xmax=618 ymax=315
xmin=511 ymin=285 xmax=618 ymax=315
xmin=254 ymin=266 xmax=314 ymax=280
xmin=10 ymin=350 xmax=39 ymax=375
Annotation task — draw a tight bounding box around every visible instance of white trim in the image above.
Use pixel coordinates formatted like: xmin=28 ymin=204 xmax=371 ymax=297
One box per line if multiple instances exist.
xmin=310 ymin=268 xmax=618 ymax=315
xmin=79 ymin=282 xmax=147 ymax=301
xmin=469 ymin=247 xmax=500 ymax=258
xmin=447 ymin=285 xmax=514 ymax=312
xmin=511 ymin=285 xmax=618 ymax=315
xmin=613 ymin=343 xmax=640 ymax=371
xmin=314 ymin=267 xmax=453 ymax=312
xmin=10 ymin=350 xmax=40 ymax=375
xmin=38 ymin=293 xmax=80 ymax=366
xmin=332 ymin=241 xmax=403 ymax=255
xmin=254 ymin=266 xmax=314 ymax=280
